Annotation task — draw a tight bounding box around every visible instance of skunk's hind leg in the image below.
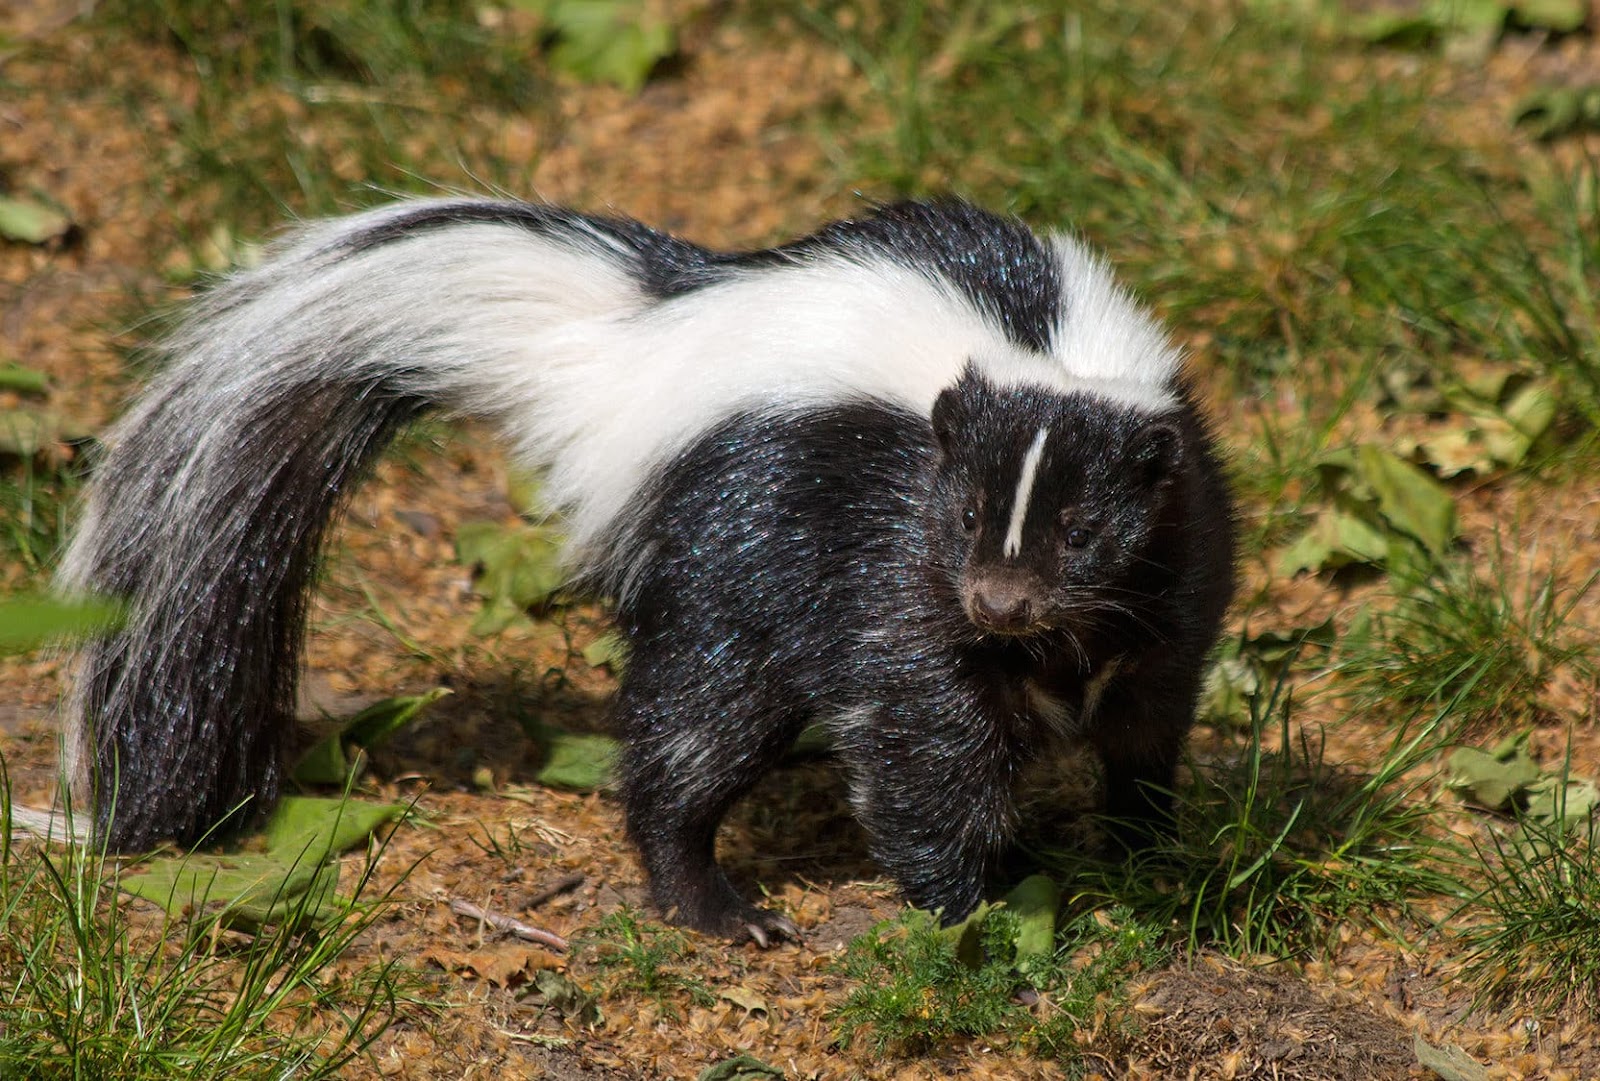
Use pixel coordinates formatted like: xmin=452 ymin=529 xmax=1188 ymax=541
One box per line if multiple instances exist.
xmin=611 ymin=654 xmax=805 ymax=945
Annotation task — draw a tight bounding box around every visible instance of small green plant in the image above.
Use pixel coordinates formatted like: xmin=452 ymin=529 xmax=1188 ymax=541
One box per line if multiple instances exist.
xmin=1342 ymin=549 xmax=1596 ymax=730
xmin=0 ymin=762 xmax=414 ymax=1079
xmin=1037 ymin=670 xmax=1465 ymax=957
xmin=575 ymin=907 xmax=714 ymax=1017
xmin=1457 ymin=796 xmax=1600 ymax=1012
xmin=830 ymin=904 xmax=1163 ymax=1067
xmin=830 ymin=908 xmax=1021 ymax=1057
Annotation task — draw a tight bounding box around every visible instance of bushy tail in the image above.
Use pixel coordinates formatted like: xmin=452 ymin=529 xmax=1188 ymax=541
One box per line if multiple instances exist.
xmin=60 ymin=200 xmax=668 ymax=849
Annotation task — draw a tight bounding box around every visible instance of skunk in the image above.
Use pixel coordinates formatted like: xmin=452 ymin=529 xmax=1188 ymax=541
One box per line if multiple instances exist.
xmin=60 ymin=197 xmax=1235 ymax=943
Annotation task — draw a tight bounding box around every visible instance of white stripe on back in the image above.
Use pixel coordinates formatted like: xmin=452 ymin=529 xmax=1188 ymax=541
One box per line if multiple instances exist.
xmin=1002 ymin=426 xmax=1050 ymax=559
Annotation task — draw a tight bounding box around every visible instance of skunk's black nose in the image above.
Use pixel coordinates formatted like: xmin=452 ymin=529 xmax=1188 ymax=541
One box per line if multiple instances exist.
xmin=967 ymin=580 xmax=1036 ymax=633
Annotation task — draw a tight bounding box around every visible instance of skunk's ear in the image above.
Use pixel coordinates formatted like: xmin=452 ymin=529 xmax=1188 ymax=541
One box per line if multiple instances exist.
xmin=931 ymin=386 xmax=964 ymax=452
xmin=1133 ymin=420 xmax=1182 ymax=488
xmin=931 ymin=362 xmax=988 ymax=453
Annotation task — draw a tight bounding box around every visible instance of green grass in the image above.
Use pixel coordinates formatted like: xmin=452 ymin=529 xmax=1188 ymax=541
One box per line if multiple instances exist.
xmin=829 ymin=905 xmax=1164 ymax=1068
xmin=0 ymin=452 xmax=79 ymax=576
xmin=1457 ymin=795 xmax=1600 ymax=1013
xmin=0 ymin=768 xmax=412 ymax=1079
xmin=1341 ymin=546 xmax=1597 ymax=730
xmin=799 ymin=1 xmax=1600 ymax=421
xmin=82 ymin=0 xmax=554 ymax=247
xmin=573 ymin=907 xmax=715 ymax=1018
xmin=1031 ymin=673 xmax=1466 ymax=958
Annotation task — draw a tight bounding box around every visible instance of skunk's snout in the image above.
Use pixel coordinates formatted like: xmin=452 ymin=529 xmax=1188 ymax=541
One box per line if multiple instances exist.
xmin=963 ymin=573 xmax=1044 ymax=634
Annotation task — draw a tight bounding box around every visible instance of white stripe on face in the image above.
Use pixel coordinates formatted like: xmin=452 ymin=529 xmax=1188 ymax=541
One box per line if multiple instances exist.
xmin=1002 ymin=425 xmax=1050 ymax=559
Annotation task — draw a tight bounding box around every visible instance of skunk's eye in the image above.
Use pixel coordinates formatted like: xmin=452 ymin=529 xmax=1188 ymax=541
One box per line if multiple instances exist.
xmin=961 ymin=507 xmax=978 ymax=531
xmin=1065 ymin=526 xmax=1092 ymax=549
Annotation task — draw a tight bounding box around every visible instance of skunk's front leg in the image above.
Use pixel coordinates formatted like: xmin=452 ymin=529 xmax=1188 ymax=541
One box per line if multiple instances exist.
xmin=835 ymin=696 xmax=1021 ymax=924
xmin=1088 ymin=656 xmax=1203 ymax=852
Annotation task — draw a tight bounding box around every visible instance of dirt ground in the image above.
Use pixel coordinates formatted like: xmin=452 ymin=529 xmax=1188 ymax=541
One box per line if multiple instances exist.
xmin=3 ymin=2 xmax=1599 ymax=1078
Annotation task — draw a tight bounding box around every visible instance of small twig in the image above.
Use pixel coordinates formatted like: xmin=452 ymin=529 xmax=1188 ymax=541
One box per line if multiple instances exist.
xmin=525 ymin=872 xmax=585 ymax=910
xmin=450 ymin=898 xmax=569 ymax=953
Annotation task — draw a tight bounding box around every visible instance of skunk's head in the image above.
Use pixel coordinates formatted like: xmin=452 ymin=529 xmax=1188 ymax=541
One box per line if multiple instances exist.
xmin=928 ymin=366 xmax=1183 ymax=639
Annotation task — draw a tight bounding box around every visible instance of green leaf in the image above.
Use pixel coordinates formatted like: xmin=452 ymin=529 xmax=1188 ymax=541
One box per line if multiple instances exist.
xmin=455 ymin=519 xmax=568 ymax=634
xmin=1200 ymin=621 xmax=1335 ymax=726
xmin=1001 ymin=874 xmax=1059 ymax=961
xmin=505 ymin=468 xmax=547 ymax=518
xmin=0 ymin=408 xmax=83 ymax=457
xmin=1522 ymin=775 xmax=1599 ymax=832
xmin=294 ymin=688 xmax=451 ymax=786
xmin=121 ymin=851 xmax=342 ymax=933
xmin=1276 ymin=506 xmax=1391 ymax=576
xmin=1348 ymin=0 xmax=1506 ymax=44
xmin=0 ymin=196 xmax=72 ymax=245
xmin=532 ymin=968 xmax=603 ymax=1024
xmin=1446 ymin=744 xmax=1541 ymax=810
xmin=1394 ymin=373 xmax=1559 ymax=476
xmin=0 ymin=596 xmax=123 ymax=654
xmin=581 ymin=631 xmax=628 ymax=672
xmin=1514 ymin=84 xmax=1600 ymax=140
xmin=1199 ymin=653 xmax=1259 ymax=727
xmin=938 ymin=900 xmax=993 ymax=968
xmin=260 ymin=796 xmax=405 ymax=859
xmin=696 ymin=1055 xmax=784 ymax=1081
xmin=0 ymin=364 xmax=47 ymax=394
xmin=120 ymin=797 xmax=404 ymax=932
xmin=542 ymin=1 xmax=675 ymax=93
xmin=1511 ymin=0 xmax=1587 ymax=32
xmin=1354 ymin=445 xmax=1458 ymax=558
xmin=526 ymin=721 xmax=616 ymax=792
xmin=1413 ymin=1033 xmax=1491 ymax=1081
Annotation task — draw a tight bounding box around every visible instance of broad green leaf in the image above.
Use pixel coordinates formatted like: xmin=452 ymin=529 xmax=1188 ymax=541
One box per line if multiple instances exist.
xmin=526 ymin=721 xmax=616 ymax=792
xmin=1276 ymin=507 xmax=1391 ymax=576
xmin=293 ymin=688 xmax=451 ymax=786
xmin=1413 ymin=1033 xmax=1491 ymax=1081
xmin=937 ymin=899 xmax=993 ymax=968
xmin=1348 ymin=0 xmax=1505 ymax=44
xmin=0 ymin=196 xmax=72 ymax=245
xmin=1200 ymin=621 xmax=1334 ymax=726
xmin=581 ymin=631 xmax=627 ymax=671
xmin=122 ymin=851 xmax=341 ymax=933
xmin=1446 ymin=744 xmax=1540 ymax=810
xmin=120 ymin=797 xmax=404 ymax=932
xmin=1512 ymin=0 xmax=1587 ymax=32
xmin=696 ymin=1054 xmax=784 ymax=1081
xmin=543 ymin=1 xmax=675 ymax=93
xmin=1002 ymin=874 xmax=1059 ymax=961
xmin=456 ymin=519 xmax=568 ymax=634
xmin=1199 ymin=653 xmax=1259 ymax=727
xmin=532 ymin=968 xmax=602 ymax=1024
xmin=1397 ymin=374 xmax=1558 ymax=476
xmin=0 ymin=596 xmax=123 ymax=654
xmin=1523 ymin=775 xmax=1599 ymax=832
xmin=1515 ymin=84 xmax=1600 ymax=140
xmin=505 ymin=468 xmax=546 ymax=517
xmin=0 ymin=364 xmax=47 ymax=394
xmin=344 ymin=687 xmax=451 ymax=746
xmin=261 ymin=796 xmax=405 ymax=858
xmin=0 ymin=408 xmax=67 ymax=457
xmin=1354 ymin=445 xmax=1457 ymax=558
